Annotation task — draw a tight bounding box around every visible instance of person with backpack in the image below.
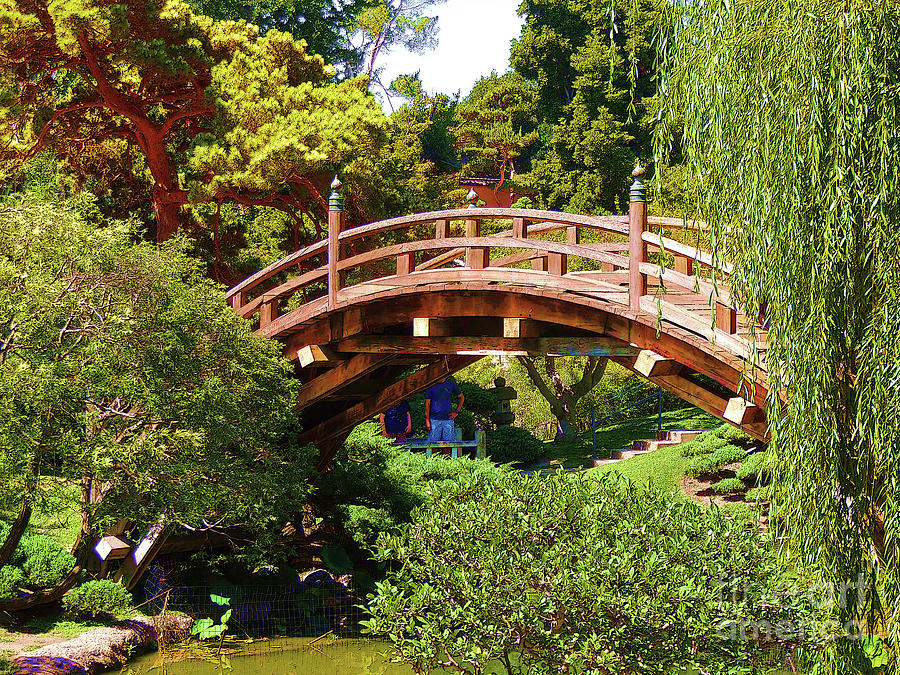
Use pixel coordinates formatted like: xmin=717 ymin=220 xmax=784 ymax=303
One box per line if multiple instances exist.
xmin=424 ymin=377 xmax=465 ymax=443
xmin=380 ymin=400 xmax=412 ymax=442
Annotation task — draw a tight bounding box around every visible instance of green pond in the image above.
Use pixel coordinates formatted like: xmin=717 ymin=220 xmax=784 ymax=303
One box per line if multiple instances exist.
xmin=126 ymin=638 xmax=428 ymax=674
xmin=125 ymin=639 xmax=792 ymax=674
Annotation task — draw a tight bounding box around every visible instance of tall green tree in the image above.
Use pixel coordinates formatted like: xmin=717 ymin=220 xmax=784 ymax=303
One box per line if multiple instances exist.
xmin=656 ymin=0 xmax=900 ymax=670
xmin=453 ymin=72 xmax=539 ymax=194
xmin=0 ymin=193 xmax=310 ymax=608
xmin=511 ymin=0 xmax=661 ymax=213
xmin=0 ymin=0 xmax=384 ymax=242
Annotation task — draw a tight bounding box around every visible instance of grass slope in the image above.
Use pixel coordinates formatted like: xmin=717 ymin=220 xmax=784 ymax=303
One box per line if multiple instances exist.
xmin=590 ymin=439 xmax=691 ymax=496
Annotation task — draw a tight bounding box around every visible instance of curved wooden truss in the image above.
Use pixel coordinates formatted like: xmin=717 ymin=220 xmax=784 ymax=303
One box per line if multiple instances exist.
xmin=227 ymin=205 xmax=768 ymax=470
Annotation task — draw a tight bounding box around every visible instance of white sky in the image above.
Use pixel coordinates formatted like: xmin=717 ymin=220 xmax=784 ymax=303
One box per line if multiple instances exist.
xmin=376 ymin=0 xmax=525 ymax=109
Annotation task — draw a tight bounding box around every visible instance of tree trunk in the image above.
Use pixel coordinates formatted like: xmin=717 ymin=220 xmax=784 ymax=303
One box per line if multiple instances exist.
xmin=152 ymin=197 xmax=181 ymax=242
xmin=0 ymin=501 xmax=32 ymax=568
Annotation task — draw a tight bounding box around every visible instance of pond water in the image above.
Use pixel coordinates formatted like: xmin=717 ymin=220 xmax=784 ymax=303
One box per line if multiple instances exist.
xmin=126 ymin=638 xmax=793 ymax=675
xmin=126 ymin=638 xmax=427 ymax=674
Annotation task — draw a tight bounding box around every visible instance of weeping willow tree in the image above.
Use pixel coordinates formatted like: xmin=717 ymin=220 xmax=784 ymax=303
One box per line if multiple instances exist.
xmin=654 ymin=0 xmax=900 ymax=670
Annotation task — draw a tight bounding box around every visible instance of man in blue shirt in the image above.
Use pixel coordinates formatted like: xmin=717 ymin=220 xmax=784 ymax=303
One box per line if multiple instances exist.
xmin=380 ymin=400 xmax=412 ymax=442
xmin=424 ymin=377 xmax=464 ymax=443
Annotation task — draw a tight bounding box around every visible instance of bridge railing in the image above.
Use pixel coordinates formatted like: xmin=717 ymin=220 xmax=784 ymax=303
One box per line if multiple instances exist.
xmin=225 ymin=174 xmax=737 ymax=334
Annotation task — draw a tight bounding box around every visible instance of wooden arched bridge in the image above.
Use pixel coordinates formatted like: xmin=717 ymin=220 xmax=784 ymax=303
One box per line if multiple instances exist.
xmin=226 ymin=172 xmax=768 ymax=470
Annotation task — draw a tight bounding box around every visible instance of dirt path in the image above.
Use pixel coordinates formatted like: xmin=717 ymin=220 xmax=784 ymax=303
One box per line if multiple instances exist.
xmin=0 ymin=632 xmax=69 ymax=656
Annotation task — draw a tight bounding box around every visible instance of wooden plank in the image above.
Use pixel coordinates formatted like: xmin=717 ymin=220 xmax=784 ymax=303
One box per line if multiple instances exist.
xmin=531 ymin=257 xmax=547 ymax=272
xmin=502 ymin=318 xmax=541 ymax=338
xmin=567 ymin=226 xmax=581 ymax=245
xmin=259 ymin=299 xmax=278 ymax=329
xmin=334 ymin=335 xmax=638 ymax=357
xmin=338 ymin=237 xmax=630 ymax=275
xmin=303 ymin=356 xmax=482 ymax=469
xmin=674 ymin=256 xmax=693 ymax=276
xmin=236 ymin=268 xmax=327 ymax=319
xmin=548 ymin=252 xmax=567 ymax=276
xmin=642 ymin=231 xmax=733 ymax=274
xmin=296 ymin=354 xmax=396 ymax=411
xmin=297 ymin=344 xmax=341 ymax=368
xmin=435 ymin=218 xmax=450 ymax=239
xmin=229 ymin=290 xmax=246 ymax=311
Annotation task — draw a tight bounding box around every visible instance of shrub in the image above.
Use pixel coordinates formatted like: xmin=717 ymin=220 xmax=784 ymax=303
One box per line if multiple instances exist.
xmin=15 ymin=535 xmax=75 ymax=589
xmin=745 ymin=487 xmax=772 ymax=502
xmin=715 ymin=423 xmax=754 ymax=446
xmin=710 ymin=478 xmax=747 ymax=495
xmin=680 ymin=432 xmax=727 ymax=457
xmin=736 ymin=452 xmax=768 ymax=484
xmin=62 ymin=580 xmax=133 ymax=618
xmin=0 ymin=566 xmax=25 ymax=600
xmin=366 ymin=471 xmax=824 ymax=674
xmin=685 ymin=445 xmax=746 ymax=477
xmin=486 ymin=426 xmax=545 ymax=465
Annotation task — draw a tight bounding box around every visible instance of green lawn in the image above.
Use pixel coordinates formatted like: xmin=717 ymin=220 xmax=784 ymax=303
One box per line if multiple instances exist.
xmin=536 ymin=406 xmax=719 ymax=470
xmin=589 ymin=438 xmax=691 ymax=496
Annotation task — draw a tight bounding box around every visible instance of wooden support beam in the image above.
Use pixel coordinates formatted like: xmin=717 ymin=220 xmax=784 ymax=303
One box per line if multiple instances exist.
xmin=296 ymin=354 xmax=396 ymax=411
xmin=94 ymin=536 xmax=132 ymax=562
xmin=503 ymin=318 xmax=541 ymax=338
xmin=724 ymin=397 xmax=766 ymax=426
xmin=413 ymin=317 xmax=453 ymax=337
xmin=397 ymin=251 xmax=416 ymax=275
xmin=297 ymin=344 xmax=341 ymax=368
xmin=327 ymin=187 xmax=344 ymax=310
xmin=513 ymin=217 xmax=527 ymax=238
xmin=435 ymin=218 xmax=450 ymax=239
xmin=567 ymin=226 xmax=580 ymax=245
xmin=629 ymin=168 xmax=648 ymax=312
xmin=632 ymin=349 xmax=683 ymax=378
xmin=674 ymin=256 xmax=693 ymax=276
xmin=303 ymin=356 xmax=481 ymax=469
xmin=465 ymin=218 xmax=489 ymax=269
xmin=334 ymin=335 xmax=638 ymax=357
xmin=548 ymin=252 xmax=567 ymax=276
xmin=715 ymin=301 xmax=738 ymax=334
xmin=259 ymin=298 xmax=278 ymax=329
xmin=114 ymin=515 xmax=169 ymax=591
xmin=229 ymin=290 xmax=246 ymax=311
xmin=531 ymin=256 xmax=547 ymax=272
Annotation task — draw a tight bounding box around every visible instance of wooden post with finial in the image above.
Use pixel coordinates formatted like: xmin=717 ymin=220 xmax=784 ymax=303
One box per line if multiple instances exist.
xmin=465 ymin=188 xmax=488 ymax=269
xmin=328 ymin=175 xmax=344 ymax=310
xmin=629 ymin=164 xmax=648 ymax=312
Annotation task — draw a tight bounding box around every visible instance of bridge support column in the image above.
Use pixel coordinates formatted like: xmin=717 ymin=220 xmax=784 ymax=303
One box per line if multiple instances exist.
xmin=328 ymin=176 xmax=344 ymax=310
xmin=629 ymin=165 xmax=648 ymax=312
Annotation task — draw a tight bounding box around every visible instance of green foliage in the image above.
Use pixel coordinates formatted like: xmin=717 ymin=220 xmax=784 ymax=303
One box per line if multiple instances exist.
xmin=710 ymin=478 xmax=747 ymax=495
xmin=62 ymin=580 xmax=133 ymax=619
xmin=0 ymin=194 xmax=311 ymax=560
xmin=317 ymin=427 xmax=507 ymax=550
xmin=0 ymin=566 xmax=24 ymax=601
xmin=366 ymin=471 xmax=824 ymax=674
xmin=511 ymin=0 xmax=663 ymax=213
xmin=744 ymin=487 xmax=771 ymax=503
xmin=191 ymin=593 xmax=232 ymax=640
xmin=714 ymin=423 xmax=754 ymax=446
xmin=454 ymin=73 xmax=539 ymax=183
xmin=456 ymin=381 xmax=498 ymax=430
xmin=657 ymin=2 xmax=900 ymax=668
xmin=485 ymin=426 xmax=544 ymax=466
xmin=735 ymin=452 xmax=767 ymax=485
xmin=680 ymin=432 xmax=729 ymax=457
xmin=320 ymin=545 xmax=353 ymax=575
xmin=15 ymin=535 xmax=75 ymax=590
xmin=684 ymin=445 xmax=746 ymax=478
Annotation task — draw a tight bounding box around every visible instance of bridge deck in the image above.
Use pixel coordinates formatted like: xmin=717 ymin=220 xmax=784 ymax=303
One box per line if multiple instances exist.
xmin=227 ymin=198 xmax=769 ymax=470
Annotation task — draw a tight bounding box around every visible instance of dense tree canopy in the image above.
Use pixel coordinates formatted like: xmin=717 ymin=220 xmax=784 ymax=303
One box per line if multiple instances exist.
xmin=656 ymin=0 xmax=900 ymax=670
xmin=0 ymin=0 xmax=384 ymax=241
xmin=510 ymin=0 xmax=661 ymax=214
xmin=0 ymin=193 xmax=311 ymax=605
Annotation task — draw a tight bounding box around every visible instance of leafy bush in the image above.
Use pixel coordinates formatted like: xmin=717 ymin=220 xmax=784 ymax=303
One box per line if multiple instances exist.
xmin=0 ymin=566 xmax=25 ymax=600
xmin=486 ymin=426 xmax=544 ymax=465
xmin=15 ymin=535 xmax=75 ymax=589
xmin=680 ymin=433 xmax=728 ymax=457
xmin=745 ymin=487 xmax=772 ymax=502
xmin=715 ymin=423 xmax=754 ymax=446
xmin=62 ymin=580 xmax=133 ymax=618
xmin=457 ymin=381 xmax=498 ymax=430
xmin=684 ymin=445 xmax=746 ymax=477
xmin=710 ymin=477 xmax=747 ymax=494
xmin=736 ymin=452 xmax=768 ymax=484
xmin=367 ymin=471 xmax=824 ymax=674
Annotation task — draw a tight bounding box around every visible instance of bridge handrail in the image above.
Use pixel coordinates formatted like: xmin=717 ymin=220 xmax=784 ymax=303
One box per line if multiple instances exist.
xmin=226 ymin=208 xmax=717 ymax=309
